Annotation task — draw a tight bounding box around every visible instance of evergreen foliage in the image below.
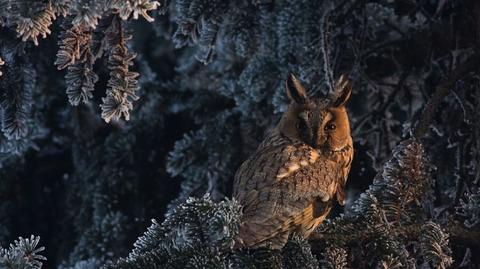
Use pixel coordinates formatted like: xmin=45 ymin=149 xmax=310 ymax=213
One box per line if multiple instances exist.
xmin=0 ymin=235 xmax=46 ymax=269
xmin=0 ymin=0 xmax=480 ymax=268
xmin=100 ymin=17 xmax=140 ymax=123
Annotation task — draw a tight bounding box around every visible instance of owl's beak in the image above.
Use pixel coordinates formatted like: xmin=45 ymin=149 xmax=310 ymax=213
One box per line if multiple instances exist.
xmin=312 ymin=136 xmax=327 ymax=151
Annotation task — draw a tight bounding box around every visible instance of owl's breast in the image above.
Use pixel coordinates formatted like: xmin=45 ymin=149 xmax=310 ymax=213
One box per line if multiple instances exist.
xmin=322 ymin=143 xmax=353 ymax=168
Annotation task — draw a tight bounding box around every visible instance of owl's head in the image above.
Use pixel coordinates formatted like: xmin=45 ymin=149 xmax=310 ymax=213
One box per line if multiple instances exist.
xmin=278 ymin=74 xmax=352 ymax=153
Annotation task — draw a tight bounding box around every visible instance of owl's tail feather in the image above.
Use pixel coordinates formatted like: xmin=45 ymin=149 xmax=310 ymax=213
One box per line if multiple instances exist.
xmin=234 ymin=202 xmax=330 ymax=249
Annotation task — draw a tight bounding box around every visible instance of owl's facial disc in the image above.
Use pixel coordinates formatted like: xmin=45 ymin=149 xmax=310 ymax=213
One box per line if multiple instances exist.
xmin=322 ymin=106 xmax=352 ymax=154
xmin=281 ymin=73 xmax=352 ymax=153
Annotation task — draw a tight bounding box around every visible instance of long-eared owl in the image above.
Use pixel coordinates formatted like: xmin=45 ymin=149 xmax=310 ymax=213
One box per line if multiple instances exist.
xmin=233 ymin=74 xmax=353 ymax=249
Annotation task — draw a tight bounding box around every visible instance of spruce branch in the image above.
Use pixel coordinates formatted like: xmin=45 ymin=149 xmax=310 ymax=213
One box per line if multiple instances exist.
xmin=309 ymin=222 xmax=480 ymax=249
xmin=0 ymin=235 xmax=46 ymax=269
xmin=457 ymin=188 xmax=480 ymax=228
xmin=110 ymin=0 xmax=161 ymax=22
xmin=320 ymin=247 xmax=348 ymax=269
xmin=376 ymin=255 xmax=403 ymax=269
xmin=65 ymin=60 xmax=99 ymax=106
xmin=0 ymin=56 xmax=35 ymax=142
xmin=106 ymin=196 xmax=242 ymax=269
xmin=230 ymin=247 xmax=283 ymax=269
xmin=309 ymin=139 xmax=446 ymax=267
xmin=51 ymin=0 xmax=73 ymax=18
xmin=12 ymin=2 xmax=55 ymax=45
xmin=281 ymin=235 xmax=318 ymax=269
xmin=419 ymin=221 xmax=453 ymax=269
xmin=103 ymin=248 xmax=168 ymax=269
xmin=56 ymin=23 xmax=99 ymax=105
xmin=2 ymin=0 xmax=72 ymax=45
xmin=70 ymin=0 xmax=103 ymax=28
xmin=55 ymin=24 xmax=93 ymax=70
xmin=172 ymin=0 xmax=228 ymax=64
xmin=128 ymin=219 xmax=164 ymax=261
xmin=352 ymin=139 xmax=432 ymax=225
xmin=100 ymin=16 xmax=140 ymax=123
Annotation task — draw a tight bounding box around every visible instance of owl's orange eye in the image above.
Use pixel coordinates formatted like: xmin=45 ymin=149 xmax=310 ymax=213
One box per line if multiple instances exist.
xmin=325 ymin=123 xmax=336 ymax=131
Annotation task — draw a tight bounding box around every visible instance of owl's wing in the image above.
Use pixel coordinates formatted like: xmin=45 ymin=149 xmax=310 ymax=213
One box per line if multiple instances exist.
xmin=277 ymin=146 xmax=344 ymax=200
xmin=233 ymin=143 xmax=345 ymax=248
xmin=331 ymin=145 xmax=354 ymax=205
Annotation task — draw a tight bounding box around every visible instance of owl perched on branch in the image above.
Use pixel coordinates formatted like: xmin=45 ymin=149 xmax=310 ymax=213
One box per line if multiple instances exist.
xmin=233 ymin=74 xmax=353 ymax=249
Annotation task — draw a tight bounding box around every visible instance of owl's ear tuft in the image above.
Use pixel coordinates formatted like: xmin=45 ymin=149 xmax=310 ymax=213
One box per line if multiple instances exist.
xmin=286 ymin=73 xmax=308 ymax=104
xmin=331 ymin=74 xmax=352 ymax=107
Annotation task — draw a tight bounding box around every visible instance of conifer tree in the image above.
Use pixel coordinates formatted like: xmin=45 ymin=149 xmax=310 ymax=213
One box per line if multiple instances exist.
xmin=0 ymin=0 xmax=479 ymax=268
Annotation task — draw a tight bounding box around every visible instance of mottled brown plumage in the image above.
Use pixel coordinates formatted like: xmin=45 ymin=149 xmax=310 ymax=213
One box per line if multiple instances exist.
xmin=233 ymin=74 xmax=353 ymax=249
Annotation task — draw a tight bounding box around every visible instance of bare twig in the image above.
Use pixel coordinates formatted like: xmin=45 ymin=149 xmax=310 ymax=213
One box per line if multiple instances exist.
xmin=321 ymin=5 xmax=335 ymax=94
xmin=413 ymin=56 xmax=480 ymax=139
xmin=353 ymin=70 xmax=410 ymax=134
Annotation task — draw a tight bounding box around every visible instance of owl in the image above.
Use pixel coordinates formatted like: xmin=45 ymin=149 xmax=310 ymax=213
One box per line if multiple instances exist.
xmin=233 ymin=74 xmax=353 ymax=249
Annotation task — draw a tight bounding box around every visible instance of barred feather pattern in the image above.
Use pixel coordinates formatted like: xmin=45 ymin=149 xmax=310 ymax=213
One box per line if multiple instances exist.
xmin=234 ymin=132 xmax=352 ymax=249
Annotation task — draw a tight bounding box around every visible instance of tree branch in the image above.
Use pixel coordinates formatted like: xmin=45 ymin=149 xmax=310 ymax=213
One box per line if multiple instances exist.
xmin=309 ymin=222 xmax=480 ymax=248
xmin=413 ymin=55 xmax=480 ymax=139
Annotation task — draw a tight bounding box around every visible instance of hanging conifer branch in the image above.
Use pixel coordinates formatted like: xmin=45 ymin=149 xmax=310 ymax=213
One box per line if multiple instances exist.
xmin=13 ymin=2 xmax=56 ymax=46
xmin=172 ymin=0 xmax=229 ymax=64
xmin=100 ymin=17 xmax=140 ymax=123
xmin=70 ymin=0 xmax=104 ymax=29
xmin=110 ymin=0 xmax=161 ymax=22
xmin=0 ymin=54 xmax=35 ymax=143
xmin=3 ymin=0 xmax=72 ymax=46
xmin=56 ymin=23 xmax=99 ymax=105
xmin=64 ymin=59 xmax=98 ymax=106
xmin=55 ymin=24 xmax=93 ymax=70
